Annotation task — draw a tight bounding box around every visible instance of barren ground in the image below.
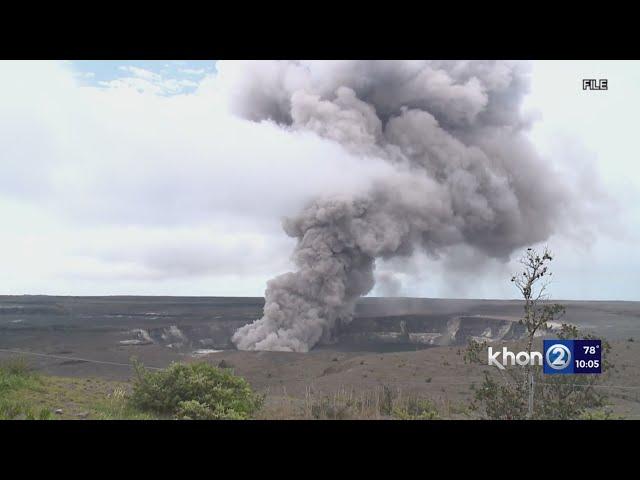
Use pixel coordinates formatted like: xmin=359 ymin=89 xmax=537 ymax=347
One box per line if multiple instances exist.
xmin=1 ymin=296 xmax=639 ymax=419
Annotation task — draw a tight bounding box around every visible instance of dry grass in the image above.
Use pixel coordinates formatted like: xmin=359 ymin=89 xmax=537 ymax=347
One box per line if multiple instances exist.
xmin=256 ymin=384 xmax=451 ymax=419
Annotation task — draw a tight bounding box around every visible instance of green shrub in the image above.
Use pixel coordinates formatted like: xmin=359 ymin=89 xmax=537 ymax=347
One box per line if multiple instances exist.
xmin=310 ymin=397 xmax=353 ymax=420
xmin=392 ymin=397 xmax=440 ymax=420
xmin=130 ymin=361 xmax=263 ymax=420
xmin=379 ymin=385 xmax=395 ymax=416
xmin=177 ymin=400 xmax=247 ymax=420
xmin=580 ymin=408 xmax=625 ymax=420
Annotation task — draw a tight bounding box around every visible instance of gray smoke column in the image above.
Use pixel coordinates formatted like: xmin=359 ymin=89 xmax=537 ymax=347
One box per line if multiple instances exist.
xmin=228 ymin=60 xmax=569 ymax=352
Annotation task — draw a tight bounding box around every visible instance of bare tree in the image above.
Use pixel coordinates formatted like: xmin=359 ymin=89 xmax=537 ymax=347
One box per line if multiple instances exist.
xmin=511 ymin=247 xmax=565 ymax=416
xmin=511 ymin=247 xmax=565 ymax=357
xmin=464 ymin=246 xmax=614 ymax=419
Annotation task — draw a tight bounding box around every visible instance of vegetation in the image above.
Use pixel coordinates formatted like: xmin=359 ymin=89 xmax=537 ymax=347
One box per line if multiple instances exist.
xmin=464 ymin=247 xmax=615 ymax=420
xmin=1 ymin=248 xmax=627 ymax=420
xmin=392 ymin=397 xmax=440 ymax=420
xmin=130 ymin=360 xmax=264 ymax=419
xmin=1 ymin=357 xmax=263 ymax=420
xmin=0 ymin=358 xmax=52 ymax=420
xmin=0 ymin=357 xmax=153 ymax=420
xmin=302 ymin=384 xmax=441 ymax=420
xmin=93 ymin=386 xmax=154 ymax=420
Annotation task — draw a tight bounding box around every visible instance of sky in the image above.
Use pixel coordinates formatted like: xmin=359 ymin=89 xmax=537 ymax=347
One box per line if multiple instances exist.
xmin=0 ymin=60 xmax=638 ymax=300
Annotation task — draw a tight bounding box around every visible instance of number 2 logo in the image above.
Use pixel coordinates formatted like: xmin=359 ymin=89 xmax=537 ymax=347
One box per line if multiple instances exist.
xmin=546 ymin=344 xmax=571 ymax=370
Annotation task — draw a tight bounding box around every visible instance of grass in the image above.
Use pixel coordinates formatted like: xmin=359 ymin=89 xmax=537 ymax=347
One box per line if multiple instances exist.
xmin=1 ymin=358 xmax=264 ymax=420
xmin=93 ymin=387 xmax=155 ymax=420
xmin=294 ymin=384 xmax=443 ymax=420
xmin=579 ymin=407 xmax=626 ymax=420
xmin=9 ymin=353 xmax=625 ymax=420
xmin=392 ymin=397 xmax=440 ymax=420
xmin=0 ymin=357 xmax=153 ymax=420
xmin=0 ymin=358 xmax=52 ymax=420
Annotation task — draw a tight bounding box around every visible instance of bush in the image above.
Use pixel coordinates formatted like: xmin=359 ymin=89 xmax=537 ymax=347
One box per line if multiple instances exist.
xmin=579 ymin=408 xmax=624 ymax=420
xmin=310 ymin=397 xmax=354 ymax=420
xmin=379 ymin=385 xmax=395 ymax=416
xmin=393 ymin=397 xmax=440 ymax=420
xmin=130 ymin=361 xmax=263 ymax=420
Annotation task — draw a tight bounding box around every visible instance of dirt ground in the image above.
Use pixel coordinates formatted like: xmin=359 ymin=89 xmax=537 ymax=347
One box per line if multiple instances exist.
xmin=1 ymin=295 xmax=639 ymax=419
xmin=192 ymin=340 xmax=640 ymax=419
xmin=5 ymin=339 xmax=636 ymax=419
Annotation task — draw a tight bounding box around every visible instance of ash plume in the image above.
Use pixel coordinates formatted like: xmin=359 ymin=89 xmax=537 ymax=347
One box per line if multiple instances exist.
xmin=229 ymin=60 xmax=570 ymax=352
xmin=375 ymin=271 xmax=404 ymax=297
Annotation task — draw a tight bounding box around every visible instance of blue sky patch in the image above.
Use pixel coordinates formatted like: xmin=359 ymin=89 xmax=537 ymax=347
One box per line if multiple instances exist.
xmin=69 ymin=60 xmax=217 ymax=95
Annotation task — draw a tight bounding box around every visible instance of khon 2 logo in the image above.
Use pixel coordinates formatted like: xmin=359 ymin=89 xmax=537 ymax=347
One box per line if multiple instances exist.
xmin=487 ymin=339 xmax=602 ymax=374
xmin=545 ymin=341 xmax=572 ymax=371
xmin=543 ymin=339 xmax=602 ymax=374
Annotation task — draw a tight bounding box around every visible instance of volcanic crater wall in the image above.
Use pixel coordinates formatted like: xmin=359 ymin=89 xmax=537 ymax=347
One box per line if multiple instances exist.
xmin=118 ymin=313 xmax=525 ymax=350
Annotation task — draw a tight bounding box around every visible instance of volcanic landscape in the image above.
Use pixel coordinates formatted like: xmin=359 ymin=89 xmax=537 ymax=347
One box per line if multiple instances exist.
xmin=1 ymin=295 xmax=639 ymax=418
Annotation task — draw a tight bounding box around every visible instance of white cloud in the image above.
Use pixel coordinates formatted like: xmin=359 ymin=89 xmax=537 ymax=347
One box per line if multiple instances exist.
xmin=0 ymin=60 xmax=638 ymax=299
xmin=180 ymin=68 xmax=206 ymax=75
xmin=100 ymin=65 xmax=200 ymax=95
xmin=118 ymin=65 xmax=160 ymax=81
xmin=0 ymin=60 xmax=394 ymax=295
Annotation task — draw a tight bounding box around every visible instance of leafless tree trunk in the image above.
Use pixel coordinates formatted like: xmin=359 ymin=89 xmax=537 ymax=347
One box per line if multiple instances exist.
xmin=511 ymin=247 xmax=565 ymax=418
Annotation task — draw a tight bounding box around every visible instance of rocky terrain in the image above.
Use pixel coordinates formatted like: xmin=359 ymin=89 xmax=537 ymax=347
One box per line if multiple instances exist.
xmin=1 ymin=295 xmax=639 ymax=418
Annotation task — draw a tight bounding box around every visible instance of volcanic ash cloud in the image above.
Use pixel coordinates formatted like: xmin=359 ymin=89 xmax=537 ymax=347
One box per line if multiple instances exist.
xmin=228 ymin=60 xmax=570 ymax=352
